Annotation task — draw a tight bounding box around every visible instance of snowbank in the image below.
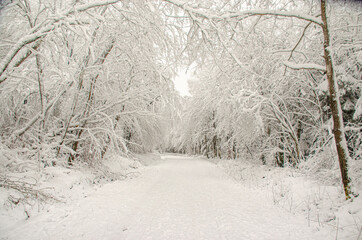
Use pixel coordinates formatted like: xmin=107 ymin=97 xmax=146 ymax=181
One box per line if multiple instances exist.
xmin=0 ymin=150 xmax=149 ymax=236
xmin=217 ymin=159 xmax=362 ymax=240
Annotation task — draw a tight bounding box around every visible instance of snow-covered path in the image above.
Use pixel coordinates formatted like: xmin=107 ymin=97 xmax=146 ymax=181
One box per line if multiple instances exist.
xmin=2 ymin=155 xmax=330 ymax=240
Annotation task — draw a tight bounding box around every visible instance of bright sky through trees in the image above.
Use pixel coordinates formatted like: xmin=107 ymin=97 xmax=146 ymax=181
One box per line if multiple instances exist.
xmin=174 ymin=69 xmax=191 ymax=97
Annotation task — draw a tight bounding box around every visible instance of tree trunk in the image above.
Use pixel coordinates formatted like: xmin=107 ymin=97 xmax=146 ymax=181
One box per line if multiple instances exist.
xmin=320 ymin=0 xmax=352 ymax=199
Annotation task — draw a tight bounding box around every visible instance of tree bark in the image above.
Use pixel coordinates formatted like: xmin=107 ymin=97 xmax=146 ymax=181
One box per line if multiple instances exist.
xmin=320 ymin=0 xmax=352 ymax=199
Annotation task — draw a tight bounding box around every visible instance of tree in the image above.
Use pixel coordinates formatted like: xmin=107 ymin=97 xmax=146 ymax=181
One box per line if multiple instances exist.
xmin=320 ymin=0 xmax=352 ymax=199
xmin=0 ymin=0 xmax=179 ymax=167
xmin=165 ymin=0 xmax=359 ymax=199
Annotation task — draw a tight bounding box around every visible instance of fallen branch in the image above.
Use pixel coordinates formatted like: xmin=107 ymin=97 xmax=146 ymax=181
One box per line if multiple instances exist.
xmin=0 ymin=175 xmax=59 ymax=204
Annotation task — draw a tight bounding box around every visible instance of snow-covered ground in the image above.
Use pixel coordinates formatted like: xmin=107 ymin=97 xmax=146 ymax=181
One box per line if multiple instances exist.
xmin=0 ymin=154 xmax=360 ymax=240
xmin=216 ymin=158 xmax=362 ymax=240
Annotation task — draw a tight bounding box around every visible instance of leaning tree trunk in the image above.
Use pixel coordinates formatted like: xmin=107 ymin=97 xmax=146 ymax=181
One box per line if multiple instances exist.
xmin=320 ymin=0 xmax=352 ymax=199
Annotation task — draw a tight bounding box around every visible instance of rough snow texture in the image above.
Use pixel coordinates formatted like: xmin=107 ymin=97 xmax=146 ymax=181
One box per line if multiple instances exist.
xmin=218 ymin=159 xmax=362 ymax=240
xmin=0 ymin=152 xmax=142 ymax=236
xmin=0 ymin=155 xmax=338 ymax=240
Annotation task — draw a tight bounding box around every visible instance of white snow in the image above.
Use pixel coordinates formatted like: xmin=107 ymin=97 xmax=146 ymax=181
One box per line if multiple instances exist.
xmin=0 ymin=155 xmax=335 ymax=240
xmin=283 ymin=61 xmax=326 ymax=72
xmin=218 ymin=158 xmax=362 ymax=240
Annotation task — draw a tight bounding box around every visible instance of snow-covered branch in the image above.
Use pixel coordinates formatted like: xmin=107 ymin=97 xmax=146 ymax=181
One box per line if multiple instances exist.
xmin=11 ymin=81 xmax=74 ymax=138
xmin=0 ymin=25 xmax=54 ymax=83
xmin=163 ymin=0 xmax=323 ymax=25
xmin=283 ymin=61 xmax=326 ymax=72
xmin=222 ymin=10 xmax=323 ymax=26
xmin=29 ymin=0 xmax=121 ymax=34
xmin=0 ymin=0 xmax=121 ymax=84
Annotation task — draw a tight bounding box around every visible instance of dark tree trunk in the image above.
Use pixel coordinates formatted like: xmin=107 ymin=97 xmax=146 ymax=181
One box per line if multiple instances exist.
xmin=320 ymin=0 xmax=352 ymax=199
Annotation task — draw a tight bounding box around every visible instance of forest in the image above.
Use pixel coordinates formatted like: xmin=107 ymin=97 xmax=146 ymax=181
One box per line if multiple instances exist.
xmin=0 ymin=0 xmax=361 ymax=239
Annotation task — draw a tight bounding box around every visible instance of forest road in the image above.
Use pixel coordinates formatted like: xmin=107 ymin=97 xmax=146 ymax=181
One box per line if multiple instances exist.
xmin=2 ymin=155 xmax=330 ymax=240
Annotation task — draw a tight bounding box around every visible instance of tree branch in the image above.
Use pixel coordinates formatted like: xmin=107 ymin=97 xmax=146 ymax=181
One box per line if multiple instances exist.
xmin=284 ymin=61 xmax=326 ymax=72
xmin=163 ymin=0 xmax=323 ymax=25
xmin=0 ymin=0 xmax=121 ymax=84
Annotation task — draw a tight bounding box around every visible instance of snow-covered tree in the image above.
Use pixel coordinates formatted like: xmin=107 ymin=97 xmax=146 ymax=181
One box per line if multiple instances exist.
xmin=166 ymin=0 xmax=361 ymax=199
xmin=0 ymin=0 xmax=179 ymax=167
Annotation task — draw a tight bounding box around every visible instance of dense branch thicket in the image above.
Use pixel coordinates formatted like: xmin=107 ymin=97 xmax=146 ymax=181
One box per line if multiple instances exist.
xmin=0 ymin=0 xmax=361 ymax=199
xmin=165 ymin=0 xmax=361 ymax=198
xmin=0 ymin=0 xmax=182 ymax=168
